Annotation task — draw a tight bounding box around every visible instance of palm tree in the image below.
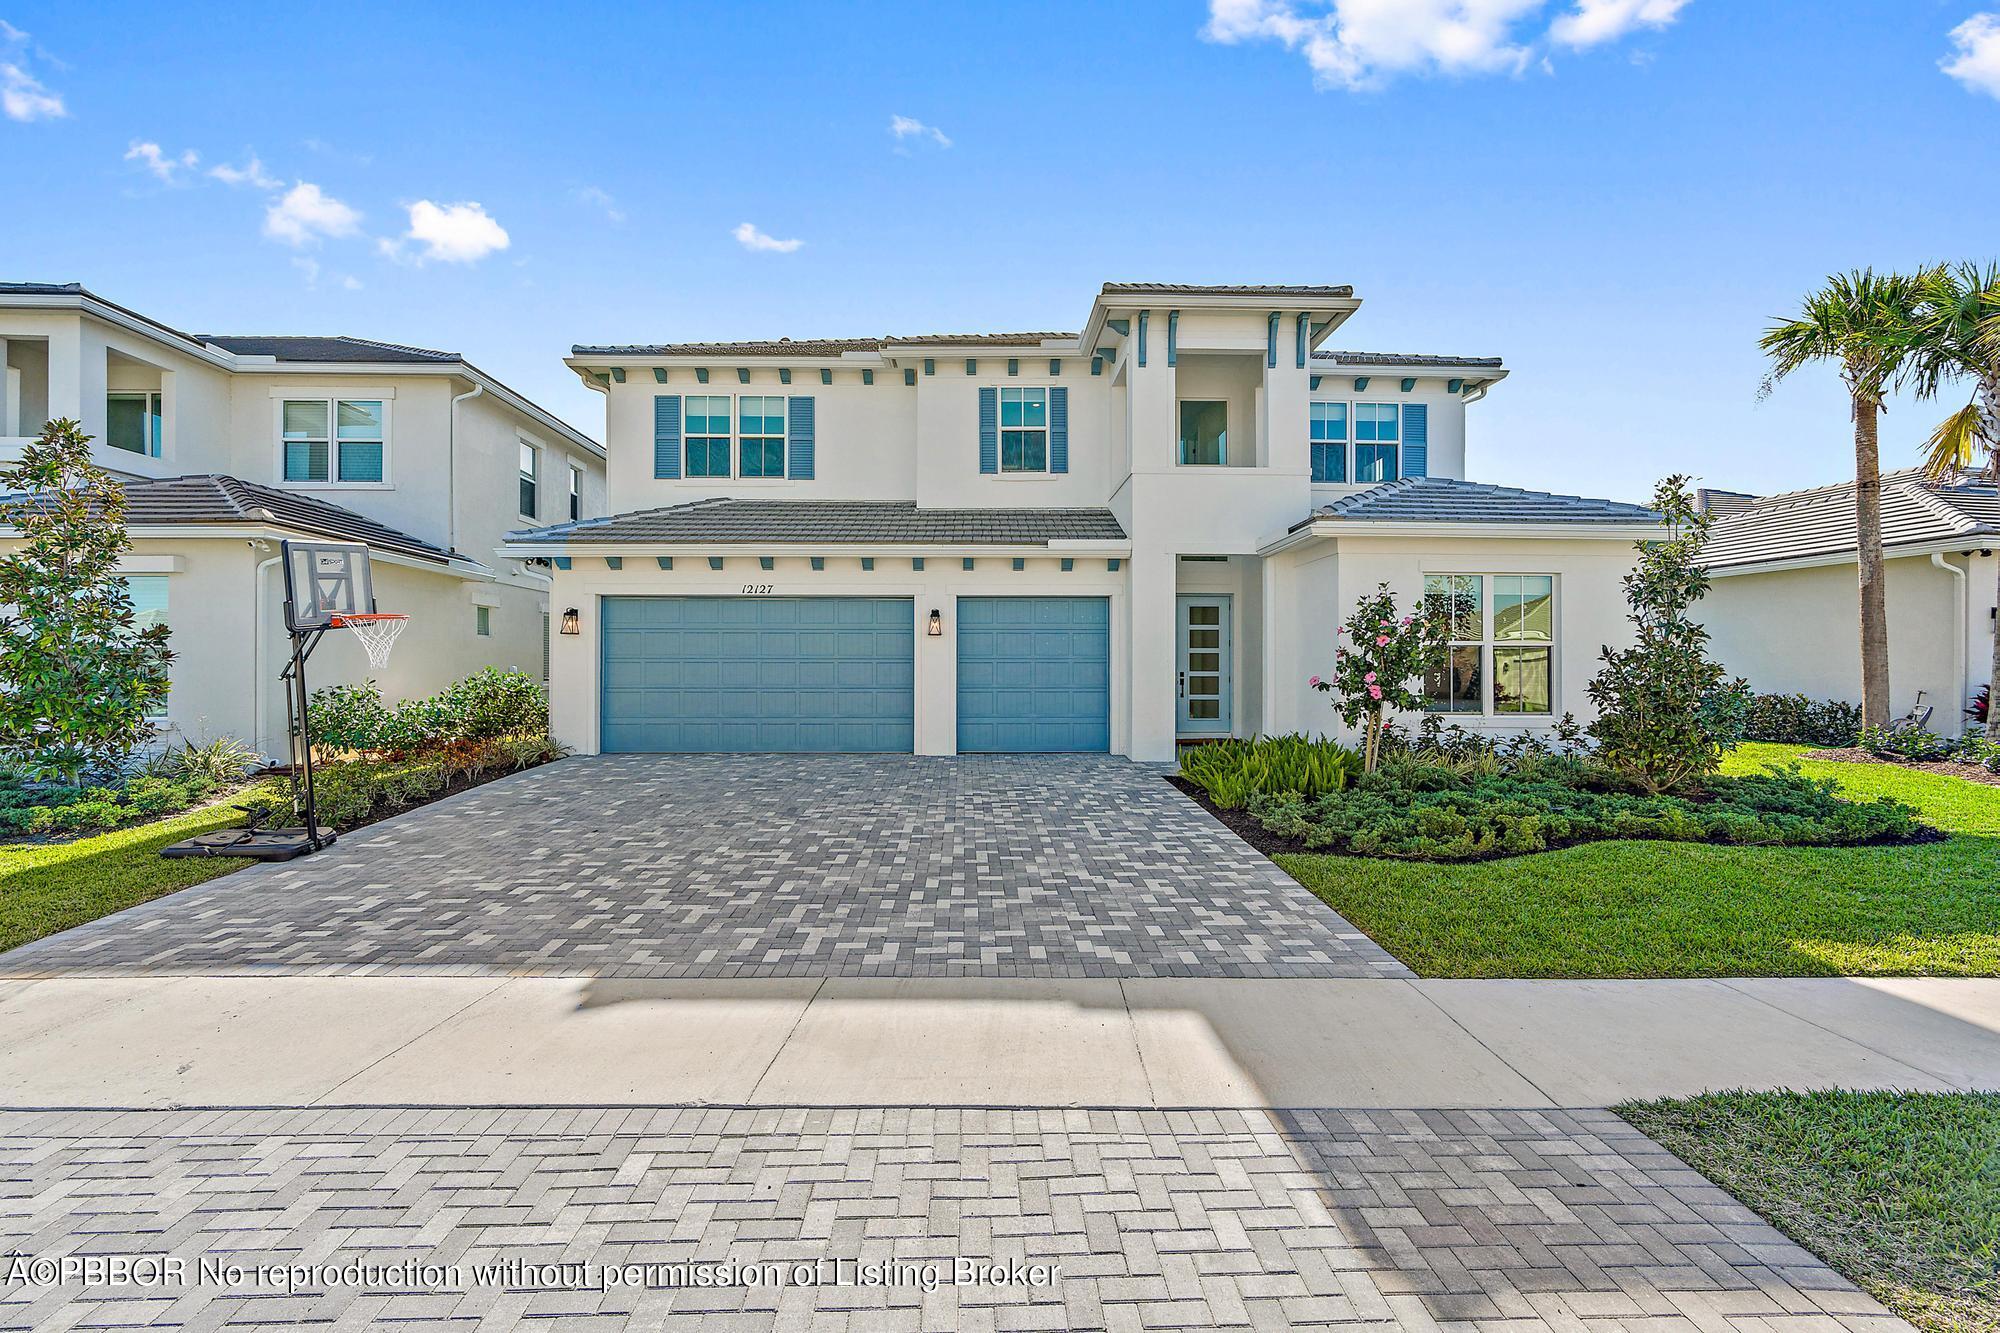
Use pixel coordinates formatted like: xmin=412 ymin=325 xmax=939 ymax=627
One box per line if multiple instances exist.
xmin=1760 ymin=269 xmax=1926 ymax=729
xmin=1907 ymin=261 xmax=2000 ymax=723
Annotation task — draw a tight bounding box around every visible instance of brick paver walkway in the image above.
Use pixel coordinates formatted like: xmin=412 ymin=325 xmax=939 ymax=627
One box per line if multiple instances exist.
xmin=0 ymin=756 xmax=1406 ymax=980
xmin=0 ymin=1105 xmax=1900 ymax=1332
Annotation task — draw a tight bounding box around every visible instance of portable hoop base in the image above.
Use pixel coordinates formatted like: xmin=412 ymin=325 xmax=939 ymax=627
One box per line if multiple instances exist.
xmin=161 ymin=826 xmax=337 ymax=862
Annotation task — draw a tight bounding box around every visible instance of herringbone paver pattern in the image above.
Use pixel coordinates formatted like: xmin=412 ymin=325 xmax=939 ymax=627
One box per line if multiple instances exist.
xmin=0 ymin=1106 xmax=1902 ymax=1332
xmin=0 ymin=756 xmax=1405 ymax=979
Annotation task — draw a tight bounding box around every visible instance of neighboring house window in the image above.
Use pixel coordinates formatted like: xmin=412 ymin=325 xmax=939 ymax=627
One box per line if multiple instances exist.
xmin=1422 ymin=574 xmax=1555 ymax=716
xmin=476 ymin=605 xmax=492 ymax=637
xmin=282 ymin=398 xmax=385 ymax=483
xmin=519 ymin=442 xmax=538 ymax=517
xmin=999 ymin=388 xmax=1048 ymax=472
xmin=568 ymin=464 xmax=583 ymax=521
xmin=1179 ymin=400 xmax=1227 ymax=465
xmin=123 ymin=574 xmax=169 ymax=717
xmin=1353 ymin=404 xmax=1399 ymax=483
xmin=1310 ymin=402 xmax=1347 ymax=482
xmin=684 ymin=396 xmax=732 ymax=477
xmin=107 ymin=393 xmax=162 ymax=457
xmin=738 ymin=396 xmax=786 ymax=478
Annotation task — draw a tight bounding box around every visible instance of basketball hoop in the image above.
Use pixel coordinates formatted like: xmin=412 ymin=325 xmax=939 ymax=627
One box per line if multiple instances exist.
xmin=330 ymin=612 xmax=409 ymax=670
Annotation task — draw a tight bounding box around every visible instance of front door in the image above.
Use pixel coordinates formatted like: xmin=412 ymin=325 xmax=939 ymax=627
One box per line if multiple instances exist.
xmin=1177 ymin=595 xmax=1232 ymax=736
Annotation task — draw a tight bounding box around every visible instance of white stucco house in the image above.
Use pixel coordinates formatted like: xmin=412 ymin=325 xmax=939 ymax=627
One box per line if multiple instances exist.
xmin=504 ymin=281 xmax=1662 ymax=763
xmin=1699 ymin=471 xmax=1999 ymax=736
xmin=0 ymin=282 xmax=607 ymax=758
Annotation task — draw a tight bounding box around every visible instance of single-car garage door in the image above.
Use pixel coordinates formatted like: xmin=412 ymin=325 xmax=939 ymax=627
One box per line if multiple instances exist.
xmin=956 ymin=596 xmax=1110 ymax=752
xmin=600 ymin=597 xmax=913 ymax=752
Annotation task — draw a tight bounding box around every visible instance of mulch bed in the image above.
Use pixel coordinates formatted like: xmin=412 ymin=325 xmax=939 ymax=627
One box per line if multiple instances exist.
xmin=1801 ymin=748 xmax=2000 ymax=790
xmin=1166 ymin=775 xmax=1316 ymax=857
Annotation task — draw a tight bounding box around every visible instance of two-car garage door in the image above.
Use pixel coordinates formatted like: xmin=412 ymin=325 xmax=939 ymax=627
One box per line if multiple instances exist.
xmin=598 ymin=595 xmax=1110 ymax=754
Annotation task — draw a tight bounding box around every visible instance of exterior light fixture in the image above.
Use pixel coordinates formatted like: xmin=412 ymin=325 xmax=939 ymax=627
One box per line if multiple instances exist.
xmin=927 ymin=609 xmax=943 ymax=638
xmin=559 ymin=607 xmax=581 ymax=636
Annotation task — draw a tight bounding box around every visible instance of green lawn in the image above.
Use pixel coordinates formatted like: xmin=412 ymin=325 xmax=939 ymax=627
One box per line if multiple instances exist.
xmin=1277 ymin=743 xmax=2000 ymax=977
xmin=1622 ymin=1092 xmax=2000 ymax=1333
xmin=0 ymin=797 xmax=264 ymax=954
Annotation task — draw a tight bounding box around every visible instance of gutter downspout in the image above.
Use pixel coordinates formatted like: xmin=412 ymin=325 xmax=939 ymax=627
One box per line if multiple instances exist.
xmin=448 ymin=382 xmax=485 ymax=553
xmin=1933 ymin=552 xmax=1968 ymax=726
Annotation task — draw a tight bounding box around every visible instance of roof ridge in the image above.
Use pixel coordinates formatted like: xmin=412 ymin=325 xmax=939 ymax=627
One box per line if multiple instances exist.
xmin=1893 ymin=472 xmax=1982 ymax=535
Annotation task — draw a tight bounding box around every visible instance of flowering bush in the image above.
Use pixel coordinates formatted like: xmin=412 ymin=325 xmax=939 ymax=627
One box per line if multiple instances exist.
xmin=1309 ymin=583 xmax=1449 ymax=772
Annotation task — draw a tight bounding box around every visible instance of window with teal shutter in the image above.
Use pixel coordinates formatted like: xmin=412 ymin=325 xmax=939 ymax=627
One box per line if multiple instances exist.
xmin=999 ymin=388 xmax=1047 ymax=472
xmin=1401 ymin=403 xmax=1428 ymax=477
xmin=653 ymin=395 xmax=682 ymax=478
xmin=1310 ymin=402 xmax=1347 ymax=482
xmin=1354 ymin=403 xmax=1399 ymax=483
xmin=737 ymin=396 xmax=785 ymax=477
xmin=1048 ymin=387 xmax=1068 ymax=473
xmin=978 ymin=386 xmax=998 ymax=473
xmin=786 ymin=396 xmax=815 ymax=479
xmin=684 ymin=396 xmax=732 ymax=477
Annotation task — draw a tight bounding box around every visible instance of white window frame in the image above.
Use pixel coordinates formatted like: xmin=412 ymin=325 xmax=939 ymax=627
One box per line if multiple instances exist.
xmin=1422 ymin=573 xmax=1557 ymax=719
xmin=736 ymin=395 xmax=788 ymax=480
xmin=683 ymin=394 xmax=736 ymax=479
xmin=122 ymin=574 xmax=170 ymax=718
xmin=272 ymin=393 xmax=393 ymax=489
xmin=519 ymin=441 xmax=539 ymax=518
xmin=1309 ymin=400 xmax=1348 ymax=483
xmin=475 ymin=604 xmax=492 ymax=637
xmin=1351 ymin=402 xmax=1400 ymax=484
xmin=1175 ymin=398 xmax=1229 ymax=467
xmin=997 ymin=386 xmax=1051 ymax=475
xmin=567 ymin=463 xmax=584 ymax=521
xmin=106 ymin=391 xmax=163 ymax=458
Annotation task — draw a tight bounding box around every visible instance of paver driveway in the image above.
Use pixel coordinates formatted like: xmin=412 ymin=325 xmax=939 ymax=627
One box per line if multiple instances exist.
xmin=0 ymin=755 xmax=1406 ymax=980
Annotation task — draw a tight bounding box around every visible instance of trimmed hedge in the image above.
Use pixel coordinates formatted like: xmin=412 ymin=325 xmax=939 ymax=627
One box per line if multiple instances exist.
xmin=310 ymin=668 xmax=548 ymax=757
xmin=1744 ymin=693 xmax=1862 ymax=748
xmin=307 ymin=735 xmax=563 ymax=829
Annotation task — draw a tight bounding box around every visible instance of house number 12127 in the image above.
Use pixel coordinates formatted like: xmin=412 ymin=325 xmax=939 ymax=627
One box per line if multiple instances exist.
xmin=740 ymin=584 xmax=774 ymax=595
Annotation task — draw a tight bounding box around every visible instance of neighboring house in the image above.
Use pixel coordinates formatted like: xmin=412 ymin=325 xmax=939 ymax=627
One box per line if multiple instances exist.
xmin=1699 ymin=470 xmax=2000 ymax=736
xmin=0 ymin=282 xmax=606 ymax=757
xmin=502 ymin=281 xmax=1662 ymax=762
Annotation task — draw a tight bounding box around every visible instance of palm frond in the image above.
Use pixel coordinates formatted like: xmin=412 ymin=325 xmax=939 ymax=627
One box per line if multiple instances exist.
xmin=1760 ymin=268 xmax=1926 ymax=401
xmin=1920 ymin=401 xmax=1986 ymax=481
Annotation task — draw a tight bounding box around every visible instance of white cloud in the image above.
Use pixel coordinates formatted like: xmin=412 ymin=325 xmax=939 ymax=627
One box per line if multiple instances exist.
xmin=1548 ymin=0 xmax=1689 ymax=48
xmin=1943 ymin=12 xmax=2000 ymax=99
xmin=574 ymin=185 xmax=626 ymax=223
xmin=209 ymin=154 xmax=281 ymax=190
xmin=125 ymin=140 xmax=199 ymax=182
xmin=1 ymin=60 xmax=63 ymax=120
xmin=733 ymin=221 xmax=803 ymax=254
xmin=889 ymin=114 xmax=952 ymax=149
xmin=341 ymin=275 xmax=363 ymax=291
xmin=291 ymin=257 xmax=321 ymax=287
xmin=263 ymin=181 xmax=362 ymax=247
xmin=395 ymin=199 xmax=511 ymax=263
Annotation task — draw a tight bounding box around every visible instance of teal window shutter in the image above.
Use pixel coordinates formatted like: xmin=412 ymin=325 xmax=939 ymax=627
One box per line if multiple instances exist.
xmin=1049 ymin=387 xmax=1068 ymax=473
xmin=653 ymin=395 xmax=682 ymax=479
xmin=978 ymin=386 xmax=998 ymax=474
xmin=1402 ymin=403 xmax=1428 ymax=477
xmin=786 ymin=396 xmax=815 ymax=479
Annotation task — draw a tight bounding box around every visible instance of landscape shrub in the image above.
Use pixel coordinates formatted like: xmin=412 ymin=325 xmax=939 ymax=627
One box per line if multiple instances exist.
xmin=309 ymin=669 xmax=547 ymax=757
xmin=434 ymin=669 xmax=548 ymax=742
xmin=1743 ymin=693 xmax=1863 ymax=747
xmin=305 ymin=734 xmax=565 ymax=830
xmin=1244 ymin=761 xmax=1923 ymax=861
xmin=1858 ymin=724 xmax=1956 ymax=763
xmin=1179 ymin=735 xmax=1361 ymax=809
xmin=0 ymin=769 xmax=222 ymax=837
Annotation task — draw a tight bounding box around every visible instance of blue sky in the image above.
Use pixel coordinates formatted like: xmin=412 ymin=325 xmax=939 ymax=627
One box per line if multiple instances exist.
xmin=4 ymin=1 xmax=1997 ymax=504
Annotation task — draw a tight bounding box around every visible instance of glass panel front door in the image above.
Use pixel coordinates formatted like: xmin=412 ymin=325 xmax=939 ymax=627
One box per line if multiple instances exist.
xmin=1177 ymin=595 xmax=1231 ymax=735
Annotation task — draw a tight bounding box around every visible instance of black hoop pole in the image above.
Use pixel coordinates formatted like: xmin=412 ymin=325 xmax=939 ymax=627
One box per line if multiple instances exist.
xmin=280 ymin=624 xmax=331 ymax=852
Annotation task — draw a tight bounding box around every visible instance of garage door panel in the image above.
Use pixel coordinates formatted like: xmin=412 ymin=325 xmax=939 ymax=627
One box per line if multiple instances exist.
xmin=956 ymin=597 xmax=1110 ymax=753
xmin=601 ymin=597 xmax=913 ymax=753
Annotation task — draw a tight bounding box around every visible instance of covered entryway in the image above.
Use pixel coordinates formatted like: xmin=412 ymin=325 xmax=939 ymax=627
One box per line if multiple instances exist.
xmin=599 ymin=596 xmax=913 ymax=752
xmin=956 ymin=596 xmax=1110 ymax=752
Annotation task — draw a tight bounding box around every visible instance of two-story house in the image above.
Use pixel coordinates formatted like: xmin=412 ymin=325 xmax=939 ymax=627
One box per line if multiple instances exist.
xmin=0 ymin=282 xmax=606 ymax=758
xmin=504 ymin=282 xmax=1660 ymax=762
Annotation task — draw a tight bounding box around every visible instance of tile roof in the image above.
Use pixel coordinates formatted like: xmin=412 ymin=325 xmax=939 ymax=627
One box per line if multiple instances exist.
xmin=572 ymin=333 xmax=1074 ymax=357
xmin=2 ymin=475 xmax=456 ymax=564
xmin=196 ymin=335 xmax=459 ymax=363
xmin=1099 ymin=282 xmax=1356 ymax=298
xmin=1304 ymin=477 xmax=1661 ymax=528
xmin=1702 ymin=469 xmax=2000 ymax=570
xmin=507 ymin=498 xmax=1127 ymax=547
xmin=1312 ymin=350 xmax=1504 ymax=369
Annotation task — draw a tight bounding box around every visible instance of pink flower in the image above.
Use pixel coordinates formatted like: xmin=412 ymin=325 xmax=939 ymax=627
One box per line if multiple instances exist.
xmin=1375 ymin=635 xmax=1390 ymax=647
xmin=1363 ymin=671 xmax=1376 ymax=684
xmin=1379 ymin=618 xmax=1391 ymax=627
xmin=1334 ymin=625 xmax=1342 ymax=635
xmin=1368 ymin=685 xmax=1383 ymax=700
xmin=1308 ymin=675 xmax=1321 ymax=687
xmin=1400 ymin=617 xmax=1412 ymax=626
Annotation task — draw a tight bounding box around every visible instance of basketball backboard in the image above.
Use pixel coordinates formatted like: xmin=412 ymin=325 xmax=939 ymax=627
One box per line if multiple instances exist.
xmin=281 ymin=540 xmax=376 ymax=631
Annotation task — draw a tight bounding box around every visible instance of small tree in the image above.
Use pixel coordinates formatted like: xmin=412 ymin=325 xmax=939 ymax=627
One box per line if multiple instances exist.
xmin=0 ymin=419 xmax=174 ymax=783
xmin=1586 ymin=474 xmax=1749 ymax=794
xmin=1310 ymin=582 xmax=1448 ymax=772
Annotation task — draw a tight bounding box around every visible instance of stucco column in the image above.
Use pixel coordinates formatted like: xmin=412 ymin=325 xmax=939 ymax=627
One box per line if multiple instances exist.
xmin=45 ymin=324 xmax=82 ymax=431
xmin=1127 ymin=548 xmax=1177 ymax=762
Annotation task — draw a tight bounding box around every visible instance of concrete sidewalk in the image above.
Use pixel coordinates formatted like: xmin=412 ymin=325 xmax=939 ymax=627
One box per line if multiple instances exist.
xmin=2 ymin=974 xmax=1994 ymax=1110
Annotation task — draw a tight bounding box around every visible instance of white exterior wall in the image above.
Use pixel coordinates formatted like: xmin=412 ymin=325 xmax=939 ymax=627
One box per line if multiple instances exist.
xmin=1702 ymin=552 xmax=1997 ymax=736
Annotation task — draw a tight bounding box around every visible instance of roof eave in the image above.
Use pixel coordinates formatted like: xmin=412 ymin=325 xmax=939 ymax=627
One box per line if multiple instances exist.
xmin=497 ymin=537 xmax=1134 ymax=560
xmin=1081 ymin=290 xmax=1363 ymax=354
xmin=1261 ymin=517 xmax=1660 ymax=555
xmin=1705 ymin=533 xmax=2000 ymax=577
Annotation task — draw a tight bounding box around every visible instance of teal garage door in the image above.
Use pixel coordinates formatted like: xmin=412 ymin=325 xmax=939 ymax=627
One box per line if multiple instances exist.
xmin=956 ymin=597 xmax=1110 ymax=753
xmin=600 ymin=597 xmax=913 ymax=752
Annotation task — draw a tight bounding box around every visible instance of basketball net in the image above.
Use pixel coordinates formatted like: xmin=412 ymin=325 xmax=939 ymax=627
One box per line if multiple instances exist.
xmin=331 ymin=613 xmax=409 ymax=671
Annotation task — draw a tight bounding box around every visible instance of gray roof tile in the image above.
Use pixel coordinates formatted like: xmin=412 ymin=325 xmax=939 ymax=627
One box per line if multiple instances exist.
xmin=1312 ymin=350 xmax=1504 ymax=369
xmin=1303 ymin=477 xmax=1661 ymax=528
xmin=196 ymin=334 xmax=458 ymax=363
xmin=1702 ymin=469 xmax=2000 ymax=569
xmin=573 ymin=333 xmax=1074 ymax=357
xmin=1099 ymin=282 xmax=1355 ymax=298
xmin=508 ymin=498 xmax=1126 ymax=547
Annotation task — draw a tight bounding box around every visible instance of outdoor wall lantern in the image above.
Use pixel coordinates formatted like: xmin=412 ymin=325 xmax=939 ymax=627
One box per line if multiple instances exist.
xmin=927 ymin=608 xmax=943 ymax=637
xmin=560 ymin=607 xmax=581 ymax=636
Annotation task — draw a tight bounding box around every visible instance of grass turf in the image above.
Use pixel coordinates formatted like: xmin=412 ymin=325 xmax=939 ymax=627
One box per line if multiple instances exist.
xmin=0 ymin=797 xmax=263 ymax=955
xmin=1621 ymin=1091 xmax=2000 ymax=1333
xmin=1276 ymin=742 xmax=2000 ymax=977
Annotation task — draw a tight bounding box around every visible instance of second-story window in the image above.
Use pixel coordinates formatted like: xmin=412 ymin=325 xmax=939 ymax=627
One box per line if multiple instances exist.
xmin=1309 ymin=402 xmax=1347 ymax=482
xmin=1178 ymin=400 xmax=1228 ymax=465
xmin=738 ymin=397 xmax=786 ymax=478
xmin=1353 ymin=403 xmax=1399 ymax=483
xmin=282 ymin=398 xmax=384 ymax=484
xmin=568 ymin=464 xmax=583 ymax=520
xmin=684 ymin=396 xmax=732 ymax=477
xmin=999 ymin=388 xmax=1048 ymax=472
xmin=107 ymin=392 xmax=163 ymax=457
xmin=519 ymin=442 xmax=538 ymax=517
